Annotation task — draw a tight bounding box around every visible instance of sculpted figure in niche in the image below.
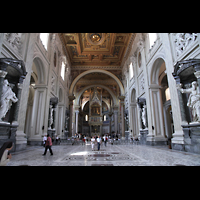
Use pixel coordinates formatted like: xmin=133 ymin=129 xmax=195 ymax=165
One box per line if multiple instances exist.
xmin=0 ymin=79 xmax=18 ymax=121
xmin=177 ymin=81 xmax=200 ymax=123
xmin=49 ymin=105 xmax=53 ymax=128
xmin=142 ymin=107 xmax=147 ymax=128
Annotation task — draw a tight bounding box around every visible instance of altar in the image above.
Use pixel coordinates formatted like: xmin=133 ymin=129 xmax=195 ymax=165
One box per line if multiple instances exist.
xmin=91 ymin=132 xmax=100 ymax=137
xmin=88 ymin=87 xmax=103 ymax=136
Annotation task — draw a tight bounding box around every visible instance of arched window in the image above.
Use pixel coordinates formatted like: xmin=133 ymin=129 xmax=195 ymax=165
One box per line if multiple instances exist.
xmin=129 ymin=62 xmax=134 ymax=79
xmin=149 ymin=33 xmax=157 ymax=48
xmin=40 ymin=33 xmax=49 ymax=50
xmin=165 ymin=88 xmax=171 ymax=101
xmin=85 ymin=115 xmax=88 ymax=121
xmin=61 ymin=62 xmax=65 ymax=80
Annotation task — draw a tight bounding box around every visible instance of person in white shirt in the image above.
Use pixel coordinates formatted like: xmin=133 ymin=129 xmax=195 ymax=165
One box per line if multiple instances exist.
xmin=43 ymin=134 xmax=47 ymax=147
xmin=103 ymin=135 xmax=108 ymax=147
xmin=97 ymin=135 xmax=101 ymax=151
xmin=91 ymin=136 xmax=95 ymax=151
xmin=84 ymin=136 xmax=87 ymax=145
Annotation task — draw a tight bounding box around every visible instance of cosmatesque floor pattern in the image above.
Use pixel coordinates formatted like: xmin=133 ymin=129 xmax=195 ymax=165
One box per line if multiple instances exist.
xmin=6 ymin=143 xmax=200 ymax=166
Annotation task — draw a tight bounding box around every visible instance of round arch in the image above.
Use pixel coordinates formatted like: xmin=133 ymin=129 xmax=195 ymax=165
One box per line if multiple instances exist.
xmin=32 ymin=56 xmax=46 ymax=84
xmin=69 ymin=69 xmax=124 ymax=96
xmin=150 ymin=56 xmax=166 ymax=85
xmin=74 ymin=84 xmax=118 ymax=107
xmin=131 ymin=88 xmax=136 ymax=103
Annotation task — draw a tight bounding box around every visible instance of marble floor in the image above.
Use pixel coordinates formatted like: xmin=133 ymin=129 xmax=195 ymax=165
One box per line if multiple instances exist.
xmin=6 ymin=143 xmax=200 ymax=166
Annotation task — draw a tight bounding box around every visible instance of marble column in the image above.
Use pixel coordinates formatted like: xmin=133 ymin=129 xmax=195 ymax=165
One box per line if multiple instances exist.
xmin=119 ymin=96 xmax=125 ymax=139
xmin=113 ymin=106 xmax=118 ymax=134
xmin=108 ymin=112 xmax=112 ymax=134
xmin=69 ymin=95 xmax=75 ymax=137
xmin=75 ymin=110 xmax=79 ymax=134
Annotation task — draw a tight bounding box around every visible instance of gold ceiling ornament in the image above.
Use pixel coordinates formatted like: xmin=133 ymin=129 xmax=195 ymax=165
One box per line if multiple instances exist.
xmin=86 ymin=33 xmax=106 ymax=46
xmin=91 ymin=33 xmax=101 ymax=43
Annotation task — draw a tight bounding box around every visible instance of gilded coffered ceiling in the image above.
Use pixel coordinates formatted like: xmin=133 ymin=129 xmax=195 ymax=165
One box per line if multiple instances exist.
xmin=59 ymin=33 xmax=136 ymax=69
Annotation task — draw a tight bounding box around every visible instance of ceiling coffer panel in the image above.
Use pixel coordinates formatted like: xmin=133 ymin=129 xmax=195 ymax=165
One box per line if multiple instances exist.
xmin=60 ymin=33 xmax=135 ymax=68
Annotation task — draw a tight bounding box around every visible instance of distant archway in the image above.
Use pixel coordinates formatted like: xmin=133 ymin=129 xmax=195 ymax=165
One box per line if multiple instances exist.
xmin=69 ymin=69 xmax=124 ymax=96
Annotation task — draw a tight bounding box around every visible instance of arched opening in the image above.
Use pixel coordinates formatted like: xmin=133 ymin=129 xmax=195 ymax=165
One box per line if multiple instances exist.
xmin=69 ymin=69 xmax=125 ymax=96
xmin=160 ymin=72 xmax=174 ymax=143
xmin=77 ymin=86 xmax=113 ymax=137
xmin=69 ymin=71 xmax=121 ymax=137
xmin=25 ymin=57 xmax=47 ymax=145
xmin=150 ymin=57 xmax=173 ymax=145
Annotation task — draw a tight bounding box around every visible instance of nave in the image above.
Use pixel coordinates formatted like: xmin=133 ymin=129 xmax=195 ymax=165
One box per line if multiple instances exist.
xmin=1 ymin=33 xmax=200 ymax=158
xmin=7 ymin=143 xmax=200 ymax=166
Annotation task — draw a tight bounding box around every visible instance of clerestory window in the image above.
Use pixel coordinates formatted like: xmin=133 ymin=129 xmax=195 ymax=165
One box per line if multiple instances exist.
xmin=149 ymin=33 xmax=157 ymax=49
xmin=40 ymin=33 xmax=49 ymax=50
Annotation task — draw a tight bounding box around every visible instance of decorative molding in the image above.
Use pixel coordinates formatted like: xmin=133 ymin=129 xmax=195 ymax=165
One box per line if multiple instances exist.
xmin=51 ymin=75 xmax=56 ymax=92
xmin=138 ymin=73 xmax=145 ymax=95
xmin=4 ymin=33 xmax=22 ymax=53
xmin=173 ymin=33 xmax=198 ymax=57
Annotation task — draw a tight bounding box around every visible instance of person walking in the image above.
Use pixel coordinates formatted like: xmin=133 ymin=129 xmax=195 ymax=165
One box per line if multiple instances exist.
xmin=103 ymin=135 xmax=108 ymax=147
xmin=0 ymin=142 xmax=13 ymax=166
xmin=84 ymin=135 xmax=87 ymax=145
xmin=97 ymin=135 xmax=101 ymax=151
xmin=91 ymin=136 xmax=95 ymax=151
xmin=42 ymin=134 xmax=53 ymax=156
